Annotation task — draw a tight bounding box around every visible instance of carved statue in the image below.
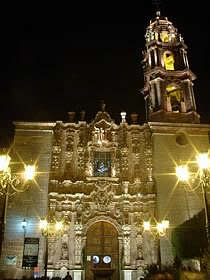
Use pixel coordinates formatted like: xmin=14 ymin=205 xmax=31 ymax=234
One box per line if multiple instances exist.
xmin=60 ymin=234 xmax=69 ymax=261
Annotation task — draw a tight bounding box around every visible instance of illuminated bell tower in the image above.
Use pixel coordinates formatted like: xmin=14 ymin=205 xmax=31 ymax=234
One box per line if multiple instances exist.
xmin=142 ymin=11 xmax=200 ymax=123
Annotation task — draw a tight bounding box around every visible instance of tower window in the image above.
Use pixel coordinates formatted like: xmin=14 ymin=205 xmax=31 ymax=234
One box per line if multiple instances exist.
xmin=166 ymin=84 xmax=182 ymax=112
xmin=93 ymin=152 xmax=111 ymax=177
xmin=163 ymin=51 xmax=175 ymax=70
xmin=160 ymin=31 xmax=169 ymax=42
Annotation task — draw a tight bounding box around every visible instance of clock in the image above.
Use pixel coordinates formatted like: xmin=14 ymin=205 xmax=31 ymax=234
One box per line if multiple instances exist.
xmin=92 ymin=255 xmax=99 ymax=264
xmin=103 ymin=255 xmax=111 ymax=264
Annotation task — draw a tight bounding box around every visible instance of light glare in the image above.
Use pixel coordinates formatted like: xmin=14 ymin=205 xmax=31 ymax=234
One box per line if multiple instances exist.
xmin=21 ymin=219 xmax=27 ymax=229
xmin=176 ymin=165 xmax=189 ymax=181
xmin=24 ymin=165 xmax=36 ymax=180
xmin=162 ymin=220 xmax=169 ymax=229
xmin=196 ymin=153 xmax=210 ymax=170
xmin=143 ymin=221 xmax=151 ymax=231
xmin=40 ymin=219 xmax=48 ymax=230
xmin=156 ymin=222 xmax=164 ymax=234
xmin=0 ymin=155 xmax=11 ymax=172
xmin=55 ymin=221 xmax=63 ymax=231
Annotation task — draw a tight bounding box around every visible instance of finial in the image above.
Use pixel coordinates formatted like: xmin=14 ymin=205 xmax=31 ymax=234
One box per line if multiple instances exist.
xmin=152 ymin=0 xmax=162 ymax=16
xmin=121 ymin=111 xmax=126 ymax=123
xmin=130 ymin=112 xmax=139 ymax=124
xmin=156 ymin=10 xmax=161 ymax=17
xmin=68 ymin=112 xmax=76 ymax=123
xmin=80 ymin=110 xmax=86 ymax=121
xmin=101 ymin=100 xmax=106 ymax=112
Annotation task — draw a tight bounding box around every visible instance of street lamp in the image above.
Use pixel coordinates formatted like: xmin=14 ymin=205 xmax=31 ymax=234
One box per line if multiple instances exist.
xmin=143 ymin=219 xmax=170 ymax=270
xmin=176 ymin=152 xmax=210 ymax=244
xmin=0 ymin=152 xmax=36 ymax=256
xmin=39 ymin=212 xmax=65 ymax=279
xmin=143 ymin=220 xmax=169 ymax=237
xmin=22 ymin=219 xmax=27 ymax=238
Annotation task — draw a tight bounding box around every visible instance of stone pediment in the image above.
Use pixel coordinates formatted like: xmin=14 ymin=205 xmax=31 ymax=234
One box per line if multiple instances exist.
xmin=92 ymin=110 xmax=113 ymax=129
xmin=94 ymin=117 xmax=112 ymax=130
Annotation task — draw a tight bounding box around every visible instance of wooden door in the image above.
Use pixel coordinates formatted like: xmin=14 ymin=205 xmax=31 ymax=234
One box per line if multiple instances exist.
xmin=85 ymin=221 xmax=119 ymax=280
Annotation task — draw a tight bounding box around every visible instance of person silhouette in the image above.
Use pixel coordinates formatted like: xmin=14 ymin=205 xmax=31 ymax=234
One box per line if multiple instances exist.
xmin=64 ymin=271 xmax=72 ymax=280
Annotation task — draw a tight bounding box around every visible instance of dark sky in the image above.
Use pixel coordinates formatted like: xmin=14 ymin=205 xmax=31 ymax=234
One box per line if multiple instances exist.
xmin=0 ymin=2 xmax=210 ymax=145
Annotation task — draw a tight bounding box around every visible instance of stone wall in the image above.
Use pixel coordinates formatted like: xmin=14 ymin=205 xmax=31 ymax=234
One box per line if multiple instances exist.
xmin=0 ymin=122 xmax=54 ymax=279
xmin=151 ymin=122 xmax=210 ymax=264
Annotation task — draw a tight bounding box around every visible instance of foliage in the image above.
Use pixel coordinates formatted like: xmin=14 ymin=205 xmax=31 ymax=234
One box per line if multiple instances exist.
xmin=143 ymin=264 xmax=160 ymax=278
xmin=171 ymin=209 xmax=207 ymax=260
xmin=143 ymin=263 xmax=178 ymax=280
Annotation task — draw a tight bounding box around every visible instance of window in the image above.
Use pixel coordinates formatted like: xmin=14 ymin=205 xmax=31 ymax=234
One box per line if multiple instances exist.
xmin=166 ymin=84 xmax=182 ymax=112
xmin=93 ymin=152 xmax=111 ymax=177
xmin=163 ymin=51 xmax=175 ymax=70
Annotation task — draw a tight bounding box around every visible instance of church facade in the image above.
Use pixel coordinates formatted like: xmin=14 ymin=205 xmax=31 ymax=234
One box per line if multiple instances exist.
xmin=0 ymin=12 xmax=210 ymax=280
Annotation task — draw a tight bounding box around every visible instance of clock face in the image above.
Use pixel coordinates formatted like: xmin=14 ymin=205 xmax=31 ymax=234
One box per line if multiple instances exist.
xmin=92 ymin=255 xmax=100 ymax=264
xmin=103 ymin=255 xmax=111 ymax=264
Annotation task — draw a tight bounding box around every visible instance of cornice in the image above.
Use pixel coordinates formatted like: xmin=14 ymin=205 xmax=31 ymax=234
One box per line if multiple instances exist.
xmin=148 ymin=121 xmax=210 ymax=134
xmin=14 ymin=121 xmax=56 ymax=132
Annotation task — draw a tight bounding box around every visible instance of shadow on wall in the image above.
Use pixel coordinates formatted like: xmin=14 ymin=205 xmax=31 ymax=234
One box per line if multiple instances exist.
xmin=171 ymin=209 xmax=207 ymax=260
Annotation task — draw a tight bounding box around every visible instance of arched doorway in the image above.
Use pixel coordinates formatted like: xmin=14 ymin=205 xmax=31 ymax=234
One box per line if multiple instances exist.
xmin=85 ymin=221 xmax=119 ymax=280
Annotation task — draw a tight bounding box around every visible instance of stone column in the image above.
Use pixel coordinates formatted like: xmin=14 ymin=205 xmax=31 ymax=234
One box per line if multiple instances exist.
xmin=122 ymin=225 xmax=131 ymax=267
xmin=166 ymin=96 xmax=172 ymax=112
xmin=154 ymin=78 xmax=162 ymax=107
xmin=154 ymin=48 xmax=158 ymax=66
xmin=148 ymin=50 xmax=152 ymax=67
xmin=74 ymin=223 xmax=83 ymax=266
xmin=150 ymin=82 xmax=156 ymax=109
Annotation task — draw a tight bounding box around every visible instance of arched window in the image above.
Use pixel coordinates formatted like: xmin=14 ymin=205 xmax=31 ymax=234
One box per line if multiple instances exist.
xmin=160 ymin=31 xmax=169 ymax=42
xmin=163 ymin=51 xmax=175 ymax=70
xmin=166 ymin=84 xmax=182 ymax=112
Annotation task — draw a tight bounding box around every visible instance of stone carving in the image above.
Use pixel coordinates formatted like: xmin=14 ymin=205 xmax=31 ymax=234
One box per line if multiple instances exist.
xmin=66 ymin=127 xmax=75 ymax=152
xmin=48 ymin=108 xmax=155 ymax=273
xmin=51 ymin=122 xmax=64 ymax=172
xmin=136 ymin=233 xmax=144 ymax=261
xmin=48 ymin=240 xmax=56 ymax=264
xmin=54 ymin=122 xmax=63 ymax=146
xmin=94 ymin=127 xmax=105 ymax=145
xmin=122 ymin=225 xmax=131 ymax=266
xmin=91 ymin=182 xmax=114 ymax=212
xmin=74 ymin=223 xmax=83 ymax=265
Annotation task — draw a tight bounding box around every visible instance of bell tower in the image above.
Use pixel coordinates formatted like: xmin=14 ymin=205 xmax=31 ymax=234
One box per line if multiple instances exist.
xmin=142 ymin=11 xmax=200 ymax=123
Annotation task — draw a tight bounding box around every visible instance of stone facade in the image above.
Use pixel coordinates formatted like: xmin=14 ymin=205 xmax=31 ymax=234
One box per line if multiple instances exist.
xmin=47 ymin=109 xmax=157 ymax=279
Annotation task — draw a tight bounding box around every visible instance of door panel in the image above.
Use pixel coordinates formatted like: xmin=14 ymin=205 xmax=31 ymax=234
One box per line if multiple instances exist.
xmin=85 ymin=221 xmax=119 ymax=280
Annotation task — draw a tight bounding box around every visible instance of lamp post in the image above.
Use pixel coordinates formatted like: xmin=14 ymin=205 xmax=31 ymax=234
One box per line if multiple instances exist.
xmin=0 ymin=152 xmax=36 ymax=257
xmin=176 ymin=152 xmax=210 ymax=273
xmin=143 ymin=219 xmax=169 ymax=270
xmin=22 ymin=219 xmax=27 ymax=238
xmin=176 ymin=152 xmax=210 ymax=246
xmin=39 ymin=212 xmax=65 ymax=279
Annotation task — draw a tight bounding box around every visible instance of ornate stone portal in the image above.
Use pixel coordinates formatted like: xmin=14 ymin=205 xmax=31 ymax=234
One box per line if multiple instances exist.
xmin=48 ymin=107 xmax=156 ymax=278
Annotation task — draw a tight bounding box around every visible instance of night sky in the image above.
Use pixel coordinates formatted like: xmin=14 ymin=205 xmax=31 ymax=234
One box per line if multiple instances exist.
xmin=0 ymin=2 xmax=210 ymax=144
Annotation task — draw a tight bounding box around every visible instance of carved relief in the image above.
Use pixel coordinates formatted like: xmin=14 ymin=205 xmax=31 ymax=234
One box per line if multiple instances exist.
xmin=48 ymin=108 xmax=155 ymax=273
xmin=51 ymin=122 xmax=64 ymax=172
xmin=60 ymin=234 xmax=69 ymax=261
xmin=122 ymin=225 xmax=131 ymax=266
xmin=91 ymin=182 xmax=114 ymax=212
xmin=74 ymin=223 xmax=83 ymax=265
